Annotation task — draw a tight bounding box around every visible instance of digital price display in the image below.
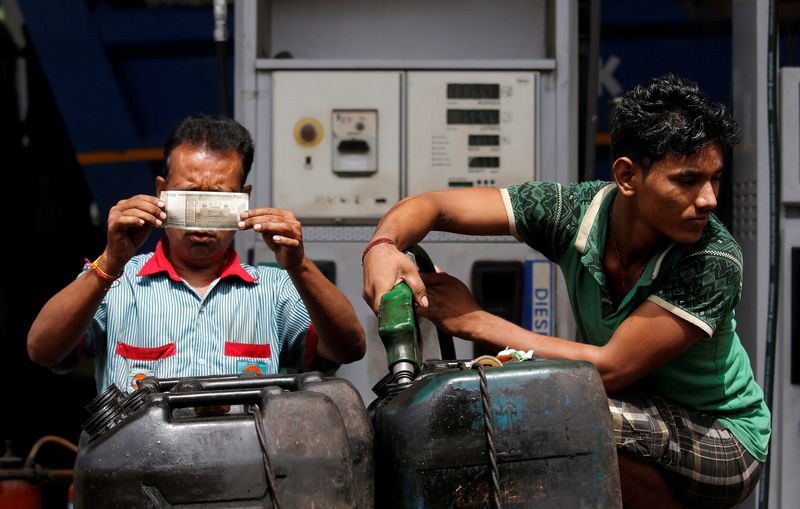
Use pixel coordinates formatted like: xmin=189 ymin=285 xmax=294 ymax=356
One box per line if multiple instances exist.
xmin=468 ymin=135 xmax=500 ymax=146
xmin=447 ymin=83 xmax=500 ymax=100
xmin=468 ymin=157 xmax=500 ymax=168
xmin=447 ymin=109 xmax=500 ymax=125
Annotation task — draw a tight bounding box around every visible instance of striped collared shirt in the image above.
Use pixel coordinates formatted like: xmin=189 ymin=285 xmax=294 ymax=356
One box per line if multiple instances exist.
xmin=81 ymin=238 xmax=315 ymax=393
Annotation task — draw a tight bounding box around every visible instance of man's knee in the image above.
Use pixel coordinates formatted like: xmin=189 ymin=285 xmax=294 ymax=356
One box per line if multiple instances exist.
xmin=618 ymin=452 xmax=683 ymax=509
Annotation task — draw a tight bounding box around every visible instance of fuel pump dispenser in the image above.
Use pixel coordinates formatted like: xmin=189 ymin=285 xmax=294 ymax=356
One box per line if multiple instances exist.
xmin=234 ymin=0 xmax=577 ymax=402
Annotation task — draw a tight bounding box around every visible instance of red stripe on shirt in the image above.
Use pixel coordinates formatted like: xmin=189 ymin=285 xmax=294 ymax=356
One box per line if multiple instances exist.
xmin=224 ymin=342 xmax=270 ymax=358
xmin=116 ymin=341 xmax=176 ymax=361
xmin=304 ymin=325 xmax=318 ymax=367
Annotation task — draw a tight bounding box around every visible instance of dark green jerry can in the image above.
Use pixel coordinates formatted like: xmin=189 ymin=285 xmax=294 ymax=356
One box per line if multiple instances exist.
xmin=370 ymin=283 xmax=622 ymax=508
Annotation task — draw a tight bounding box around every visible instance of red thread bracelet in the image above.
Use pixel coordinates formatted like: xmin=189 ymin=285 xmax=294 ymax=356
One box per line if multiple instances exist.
xmin=361 ymin=238 xmax=397 ymax=263
xmin=85 ymin=257 xmax=123 ymax=289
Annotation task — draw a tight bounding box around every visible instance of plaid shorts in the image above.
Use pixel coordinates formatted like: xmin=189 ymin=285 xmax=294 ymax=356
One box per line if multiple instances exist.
xmin=608 ymin=394 xmax=762 ymax=509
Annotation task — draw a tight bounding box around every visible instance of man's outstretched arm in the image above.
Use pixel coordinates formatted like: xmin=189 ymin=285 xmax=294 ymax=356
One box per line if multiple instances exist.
xmin=418 ymin=271 xmax=705 ymax=393
xmin=362 ymin=187 xmax=511 ymax=314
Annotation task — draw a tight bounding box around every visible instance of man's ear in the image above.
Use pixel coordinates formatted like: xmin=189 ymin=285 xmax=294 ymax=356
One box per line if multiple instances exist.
xmin=612 ymin=157 xmax=636 ymax=197
xmin=243 ymin=184 xmax=252 ymax=196
xmin=156 ymin=176 xmax=166 ymax=197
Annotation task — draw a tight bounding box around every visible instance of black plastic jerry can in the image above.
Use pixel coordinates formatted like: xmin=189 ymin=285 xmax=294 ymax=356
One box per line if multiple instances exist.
xmin=75 ymin=372 xmax=374 ymax=508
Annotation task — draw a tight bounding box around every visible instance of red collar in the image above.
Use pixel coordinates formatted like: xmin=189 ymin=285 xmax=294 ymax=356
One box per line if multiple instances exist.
xmin=137 ymin=238 xmax=257 ymax=283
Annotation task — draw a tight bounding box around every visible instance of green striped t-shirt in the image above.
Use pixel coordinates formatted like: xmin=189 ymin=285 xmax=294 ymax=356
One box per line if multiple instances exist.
xmin=501 ymin=180 xmax=770 ymax=462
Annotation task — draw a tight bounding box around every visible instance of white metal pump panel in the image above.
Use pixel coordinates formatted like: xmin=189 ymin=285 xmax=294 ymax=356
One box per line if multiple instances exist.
xmin=781 ymin=68 xmax=800 ymax=204
xmin=271 ymin=71 xmax=402 ymax=221
xmin=407 ymin=71 xmax=536 ymax=194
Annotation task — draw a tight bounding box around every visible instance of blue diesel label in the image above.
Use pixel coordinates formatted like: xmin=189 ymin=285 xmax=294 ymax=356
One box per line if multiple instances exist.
xmin=523 ymin=260 xmax=554 ymax=335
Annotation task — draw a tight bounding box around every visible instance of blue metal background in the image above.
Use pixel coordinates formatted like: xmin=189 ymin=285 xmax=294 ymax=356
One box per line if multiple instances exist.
xmin=17 ymin=0 xmax=233 ymax=221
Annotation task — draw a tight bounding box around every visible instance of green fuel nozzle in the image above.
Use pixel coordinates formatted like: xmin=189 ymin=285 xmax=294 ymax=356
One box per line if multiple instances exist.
xmin=377 ymin=282 xmax=421 ymax=385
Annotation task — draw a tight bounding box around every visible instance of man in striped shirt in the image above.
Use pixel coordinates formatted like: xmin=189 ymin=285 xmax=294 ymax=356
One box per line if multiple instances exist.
xmin=28 ymin=115 xmax=365 ymax=394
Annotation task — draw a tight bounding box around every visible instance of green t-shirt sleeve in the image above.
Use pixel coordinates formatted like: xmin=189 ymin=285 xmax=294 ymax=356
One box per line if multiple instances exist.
xmin=506 ymin=181 xmax=606 ymax=261
xmin=506 ymin=181 xmax=570 ymax=260
xmin=647 ymin=248 xmax=743 ymax=337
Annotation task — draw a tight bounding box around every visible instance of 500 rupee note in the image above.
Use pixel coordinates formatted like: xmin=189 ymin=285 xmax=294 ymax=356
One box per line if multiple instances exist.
xmin=160 ymin=191 xmax=249 ymax=230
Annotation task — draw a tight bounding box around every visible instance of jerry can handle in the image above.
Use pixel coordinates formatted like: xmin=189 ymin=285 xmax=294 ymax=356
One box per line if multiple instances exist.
xmin=138 ymin=371 xmax=325 ymax=394
xmin=163 ymin=387 xmax=273 ymax=409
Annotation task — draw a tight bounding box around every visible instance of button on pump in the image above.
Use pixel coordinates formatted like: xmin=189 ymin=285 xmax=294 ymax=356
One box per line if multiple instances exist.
xmin=294 ymin=117 xmax=323 ymax=147
xmin=300 ymin=124 xmax=318 ymax=143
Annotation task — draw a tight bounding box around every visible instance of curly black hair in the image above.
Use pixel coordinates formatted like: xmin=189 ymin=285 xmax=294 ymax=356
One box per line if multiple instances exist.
xmin=162 ymin=114 xmax=254 ymax=186
xmin=611 ymin=74 xmax=741 ymax=169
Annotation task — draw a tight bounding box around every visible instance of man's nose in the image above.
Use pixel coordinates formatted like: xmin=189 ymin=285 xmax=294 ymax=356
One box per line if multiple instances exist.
xmin=696 ymin=181 xmax=718 ymax=211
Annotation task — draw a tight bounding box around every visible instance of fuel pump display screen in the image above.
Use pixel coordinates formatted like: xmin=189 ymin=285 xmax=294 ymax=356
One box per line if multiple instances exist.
xmin=447 ymin=84 xmax=500 ymax=99
xmin=468 ymin=157 xmax=500 ymax=168
xmin=447 ymin=109 xmax=500 ymax=125
xmin=407 ymin=71 xmax=535 ymax=195
xmin=468 ymin=135 xmax=500 ymax=146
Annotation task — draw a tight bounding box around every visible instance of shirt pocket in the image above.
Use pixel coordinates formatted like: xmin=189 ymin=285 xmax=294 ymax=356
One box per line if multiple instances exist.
xmin=115 ymin=341 xmax=176 ymax=391
xmin=224 ymin=341 xmax=271 ymax=375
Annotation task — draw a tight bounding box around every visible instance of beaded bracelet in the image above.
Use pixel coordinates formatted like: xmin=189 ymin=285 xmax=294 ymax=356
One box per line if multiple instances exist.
xmin=85 ymin=256 xmax=122 ymax=289
xmin=361 ymin=237 xmax=398 ymax=263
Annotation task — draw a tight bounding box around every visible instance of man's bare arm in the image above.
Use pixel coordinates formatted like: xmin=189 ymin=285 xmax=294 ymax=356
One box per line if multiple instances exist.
xmin=27 ymin=195 xmax=164 ymax=367
xmin=362 ymin=187 xmax=511 ymax=313
xmin=239 ymin=207 xmax=365 ymax=364
xmin=286 ymin=258 xmax=366 ymax=364
xmin=419 ymin=272 xmax=704 ymax=393
xmin=27 ymin=265 xmax=110 ymax=367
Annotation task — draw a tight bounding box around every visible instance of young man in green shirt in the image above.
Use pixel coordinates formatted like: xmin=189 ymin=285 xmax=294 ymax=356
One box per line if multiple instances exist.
xmin=362 ymin=74 xmax=770 ymax=509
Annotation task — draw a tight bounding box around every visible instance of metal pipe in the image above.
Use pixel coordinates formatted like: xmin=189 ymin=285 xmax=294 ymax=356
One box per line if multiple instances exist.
xmin=23 ymin=435 xmax=79 ymax=469
xmin=213 ymin=0 xmax=229 ymax=116
xmin=758 ymin=0 xmax=780 ymax=506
